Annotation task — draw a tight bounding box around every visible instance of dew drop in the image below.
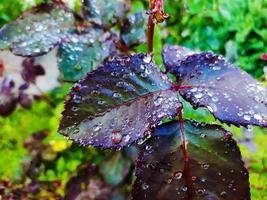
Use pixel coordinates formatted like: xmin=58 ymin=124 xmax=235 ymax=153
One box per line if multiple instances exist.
xmin=74 ymin=63 xmax=82 ymax=71
xmin=73 ymin=128 xmax=80 ymax=134
xmin=73 ymin=95 xmax=81 ymax=104
xmin=145 ymin=145 xmax=152 ymax=151
xmin=202 ymin=164 xmax=210 ymax=170
xmin=174 ymin=171 xmax=182 ymax=179
xmin=142 ymin=182 xmax=149 ymax=190
xmin=254 ymin=114 xmax=262 ymax=121
xmin=212 ymin=96 xmax=219 ymax=102
xmin=190 ymin=88 xmax=197 ymax=92
xmin=71 ymin=106 xmax=78 ymax=112
xmin=207 ymin=103 xmax=217 ymax=112
xmin=143 ymin=55 xmax=152 ymax=63
xmin=113 ymin=92 xmax=122 ymax=98
xmin=196 ymin=188 xmax=205 ymax=195
xmin=144 ymin=130 xmax=152 ymax=139
xmin=154 ymin=96 xmax=163 ymax=106
xmin=124 ymin=135 xmax=131 ymax=143
xmin=195 ymin=92 xmax=203 ymax=99
xmin=97 ymin=100 xmax=105 ymax=105
xmin=243 ymin=114 xmax=251 ymax=121
xmin=111 ymin=131 xmax=122 ymax=144
xmin=93 ymin=123 xmax=102 ymax=132
xmin=220 ymin=191 xmax=227 ymax=198
xmin=137 ymin=138 xmax=145 ymax=145
xmin=167 ymin=178 xmax=172 ymax=184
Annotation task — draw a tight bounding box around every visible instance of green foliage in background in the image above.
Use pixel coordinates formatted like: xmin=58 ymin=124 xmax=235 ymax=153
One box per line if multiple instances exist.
xmin=163 ymin=0 xmax=267 ymax=77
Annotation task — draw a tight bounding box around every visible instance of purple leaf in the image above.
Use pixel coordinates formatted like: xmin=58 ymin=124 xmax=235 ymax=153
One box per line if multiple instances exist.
xmin=19 ymin=83 xmax=30 ymax=91
xmin=0 ymin=3 xmax=75 ymax=56
xmin=132 ymin=120 xmax=250 ymax=199
xmin=0 ymin=78 xmax=17 ymax=116
xmin=21 ymin=58 xmax=45 ymax=83
xmin=162 ymin=44 xmax=267 ymax=127
xmin=19 ymin=93 xmax=32 ymax=109
xmin=59 ymin=54 xmax=180 ymax=149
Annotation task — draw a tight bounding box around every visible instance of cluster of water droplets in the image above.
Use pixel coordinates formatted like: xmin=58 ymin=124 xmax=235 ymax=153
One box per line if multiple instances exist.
xmin=162 ymin=45 xmax=195 ymax=69
xmin=172 ymin=51 xmax=267 ymax=126
xmin=58 ymin=29 xmax=116 ymax=81
xmin=121 ymin=12 xmax=147 ymax=47
xmin=59 ymin=53 xmax=181 ymax=148
xmin=0 ymin=5 xmax=74 ymax=56
xmin=133 ymin=117 xmax=250 ymax=199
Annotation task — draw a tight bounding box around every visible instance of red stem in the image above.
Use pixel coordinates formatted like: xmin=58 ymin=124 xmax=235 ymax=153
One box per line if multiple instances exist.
xmin=147 ymin=0 xmax=156 ymax=54
xmin=147 ymin=0 xmax=167 ymax=54
xmin=171 ymin=84 xmax=193 ymax=90
xmin=177 ymin=106 xmax=193 ymax=200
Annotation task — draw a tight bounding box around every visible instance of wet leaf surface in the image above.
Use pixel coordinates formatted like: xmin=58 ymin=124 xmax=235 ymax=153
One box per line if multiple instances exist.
xmin=59 ymin=54 xmax=180 ymax=149
xmin=85 ymin=0 xmax=129 ymax=26
xmin=120 ymin=12 xmax=148 ymax=48
xmin=132 ymin=120 xmax=250 ymax=200
xmin=0 ymin=3 xmax=75 ymax=56
xmin=58 ymin=28 xmax=117 ymax=82
xmin=162 ymin=44 xmax=267 ymax=127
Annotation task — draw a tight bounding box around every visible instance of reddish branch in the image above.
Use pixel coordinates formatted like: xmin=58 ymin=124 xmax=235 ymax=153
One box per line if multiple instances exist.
xmin=147 ymin=0 xmax=156 ymax=54
xmin=147 ymin=0 xmax=168 ymax=54
xmin=177 ymin=106 xmax=193 ymax=200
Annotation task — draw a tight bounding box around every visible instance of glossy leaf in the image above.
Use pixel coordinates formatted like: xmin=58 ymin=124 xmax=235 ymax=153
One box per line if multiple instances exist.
xmin=162 ymin=44 xmax=267 ymax=127
xmin=59 ymin=54 xmax=180 ymax=149
xmin=58 ymin=28 xmax=117 ymax=82
xmin=133 ymin=120 xmax=250 ymax=200
xmin=85 ymin=0 xmax=129 ymax=26
xmin=120 ymin=12 xmax=147 ymax=48
xmin=0 ymin=3 xmax=75 ymax=56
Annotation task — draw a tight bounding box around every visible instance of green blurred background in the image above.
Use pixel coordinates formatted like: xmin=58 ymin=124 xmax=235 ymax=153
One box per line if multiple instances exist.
xmin=0 ymin=0 xmax=266 ymax=199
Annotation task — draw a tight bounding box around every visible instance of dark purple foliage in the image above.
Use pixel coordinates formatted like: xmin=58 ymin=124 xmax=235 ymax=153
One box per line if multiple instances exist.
xmin=19 ymin=83 xmax=30 ymax=91
xmin=162 ymin=44 xmax=267 ymax=127
xmin=21 ymin=58 xmax=45 ymax=83
xmin=0 ymin=78 xmax=17 ymax=116
xmin=132 ymin=120 xmax=250 ymax=200
xmin=19 ymin=93 xmax=32 ymax=109
xmin=59 ymin=54 xmax=180 ymax=149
